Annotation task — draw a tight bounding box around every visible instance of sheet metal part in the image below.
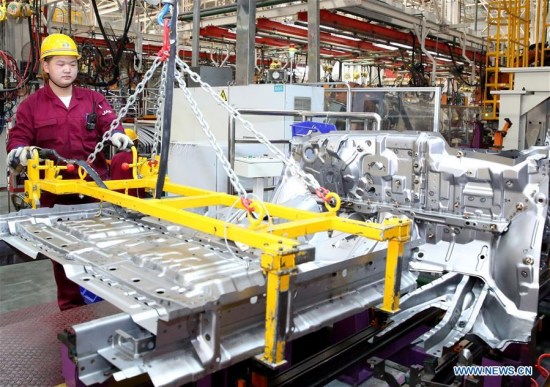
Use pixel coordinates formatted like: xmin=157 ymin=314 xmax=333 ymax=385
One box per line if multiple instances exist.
xmin=0 ymin=204 xmax=416 ymax=386
xmin=18 ymin=148 xmax=412 ymax=368
xmin=285 ymin=130 xmax=549 ymax=354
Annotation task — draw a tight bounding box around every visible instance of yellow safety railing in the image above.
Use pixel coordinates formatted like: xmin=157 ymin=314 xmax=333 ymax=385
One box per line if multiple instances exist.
xmin=483 ymin=0 xmax=531 ymax=121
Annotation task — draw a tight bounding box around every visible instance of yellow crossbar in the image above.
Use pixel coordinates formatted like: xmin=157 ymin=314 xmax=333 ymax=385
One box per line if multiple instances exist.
xmin=23 ymin=155 xmax=411 ymax=368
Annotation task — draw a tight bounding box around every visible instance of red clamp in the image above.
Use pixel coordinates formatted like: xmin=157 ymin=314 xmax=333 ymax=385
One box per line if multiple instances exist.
xmin=315 ymin=187 xmax=331 ymax=203
xmin=158 ymin=20 xmax=170 ymax=61
xmin=241 ymin=197 xmax=254 ymax=213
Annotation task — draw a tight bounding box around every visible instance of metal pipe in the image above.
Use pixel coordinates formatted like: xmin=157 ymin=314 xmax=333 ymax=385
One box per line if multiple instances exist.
xmin=413 ymin=19 xmax=436 ymax=86
xmin=433 ymin=86 xmax=441 ymax=132
xmin=307 ymin=0 xmax=320 ymax=83
xmin=460 ymin=32 xmax=475 ymax=84
xmin=474 ymin=0 xmax=479 ymax=32
xmin=220 ymin=45 xmax=231 ymax=67
xmin=191 ymin=0 xmax=200 ymax=67
xmin=227 ymin=116 xmax=236 ymax=194
xmin=233 ymin=109 xmax=381 ymax=130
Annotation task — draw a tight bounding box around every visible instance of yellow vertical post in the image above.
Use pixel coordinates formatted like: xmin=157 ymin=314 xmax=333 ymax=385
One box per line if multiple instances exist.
xmin=380 ymin=238 xmax=405 ymax=313
xmin=257 ymin=251 xmax=295 ymax=368
xmin=24 ymin=151 xmax=45 ymax=209
xmin=535 ymin=0 xmax=550 ymax=67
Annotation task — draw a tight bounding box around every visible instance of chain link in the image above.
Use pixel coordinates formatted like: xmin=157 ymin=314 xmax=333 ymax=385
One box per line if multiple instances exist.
xmin=85 ymin=51 xmax=321 ymax=195
xmin=175 ymin=57 xmax=321 ymax=191
xmin=174 ymin=68 xmax=248 ymax=198
xmin=151 ymin=62 xmax=168 ymax=159
xmin=87 ymin=57 xmax=163 ymax=163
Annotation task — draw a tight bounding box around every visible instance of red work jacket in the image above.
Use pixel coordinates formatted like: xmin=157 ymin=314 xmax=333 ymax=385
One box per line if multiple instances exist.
xmin=7 ymin=83 xmax=123 ymax=180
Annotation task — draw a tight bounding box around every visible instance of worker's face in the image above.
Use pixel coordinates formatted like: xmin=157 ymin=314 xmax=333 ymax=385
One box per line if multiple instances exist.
xmin=43 ymin=56 xmax=78 ymax=89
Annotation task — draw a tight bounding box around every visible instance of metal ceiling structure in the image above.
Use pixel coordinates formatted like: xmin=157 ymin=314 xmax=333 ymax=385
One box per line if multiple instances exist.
xmin=43 ymin=0 xmax=488 ymax=61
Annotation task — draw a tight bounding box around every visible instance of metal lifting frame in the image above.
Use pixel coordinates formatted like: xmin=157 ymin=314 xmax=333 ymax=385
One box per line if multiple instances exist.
xmin=23 ymin=153 xmax=410 ymax=367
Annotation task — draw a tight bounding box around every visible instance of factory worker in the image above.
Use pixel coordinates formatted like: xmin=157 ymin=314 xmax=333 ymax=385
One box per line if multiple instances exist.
xmin=5 ymin=33 xmax=133 ymax=310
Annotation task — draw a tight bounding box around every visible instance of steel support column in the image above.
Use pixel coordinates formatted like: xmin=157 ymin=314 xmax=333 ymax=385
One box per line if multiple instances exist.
xmin=307 ymin=0 xmax=320 ymax=82
xmin=191 ymin=0 xmax=201 ymax=67
xmin=235 ymin=0 xmax=256 ymax=85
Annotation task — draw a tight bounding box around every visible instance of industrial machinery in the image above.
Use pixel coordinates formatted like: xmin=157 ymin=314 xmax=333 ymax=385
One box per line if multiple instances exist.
xmin=1 ymin=128 xmax=548 ymax=385
xmin=285 ymin=131 xmax=548 ymax=355
xmin=1 ymin=4 xmax=548 ymax=385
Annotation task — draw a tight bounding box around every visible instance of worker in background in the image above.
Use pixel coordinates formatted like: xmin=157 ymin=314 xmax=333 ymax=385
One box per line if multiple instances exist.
xmin=470 ymin=115 xmax=485 ymax=148
xmin=110 ymin=128 xmax=147 ymax=198
xmin=5 ymin=33 xmax=133 ymax=311
xmin=269 ymin=58 xmax=281 ymax=69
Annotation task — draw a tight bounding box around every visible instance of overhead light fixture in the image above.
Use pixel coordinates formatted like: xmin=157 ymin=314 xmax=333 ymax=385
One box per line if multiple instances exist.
xmin=331 ymin=33 xmax=362 ymax=42
xmin=373 ymin=43 xmax=399 ymax=51
xmin=437 ymin=57 xmax=453 ymax=62
xmin=391 ymin=42 xmax=413 ymax=49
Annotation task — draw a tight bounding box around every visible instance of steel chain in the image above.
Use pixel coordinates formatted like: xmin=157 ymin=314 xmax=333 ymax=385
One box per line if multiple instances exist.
xmin=175 ymin=57 xmax=321 ymax=191
xmin=87 ymin=57 xmax=163 ymax=163
xmin=151 ymin=62 xmax=168 ymax=159
xmin=174 ymin=68 xmax=248 ymax=198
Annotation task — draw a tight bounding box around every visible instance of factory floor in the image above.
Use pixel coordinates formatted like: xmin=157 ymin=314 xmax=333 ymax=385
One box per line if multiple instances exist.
xmin=0 ymin=188 xmax=58 ymax=314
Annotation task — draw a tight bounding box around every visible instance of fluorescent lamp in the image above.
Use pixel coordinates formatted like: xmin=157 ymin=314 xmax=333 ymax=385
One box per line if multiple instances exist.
xmin=373 ymin=43 xmax=399 ymax=51
xmin=391 ymin=42 xmax=413 ymax=49
xmin=331 ymin=33 xmax=362 ymax=41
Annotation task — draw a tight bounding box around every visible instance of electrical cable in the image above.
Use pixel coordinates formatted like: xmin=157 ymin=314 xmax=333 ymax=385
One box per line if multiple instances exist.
xmin=446 ymin=42 xmax=477 ymax=87
xmin=88 ymin=0 xmax=136 ymax=86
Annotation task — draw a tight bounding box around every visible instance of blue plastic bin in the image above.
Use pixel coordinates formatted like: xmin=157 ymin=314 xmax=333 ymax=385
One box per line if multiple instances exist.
xmin=80 ymin=286 xmax=103 ymax=304
xmin=291 ymin=121 xmax=336 ymax=137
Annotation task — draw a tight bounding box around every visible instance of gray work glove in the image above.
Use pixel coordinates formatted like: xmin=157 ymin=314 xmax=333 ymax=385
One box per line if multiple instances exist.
xmin=7 ymin=146 xmax=37 ymax=169
xmin=111 ymin=132 xmax=133 ymax=150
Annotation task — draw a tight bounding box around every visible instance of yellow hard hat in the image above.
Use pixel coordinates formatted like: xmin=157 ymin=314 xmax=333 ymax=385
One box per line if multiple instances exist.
xmin=40 ymin=33 xmax=80 ymax=60
xmin=124 ymin=128 xmax=138 ymax=141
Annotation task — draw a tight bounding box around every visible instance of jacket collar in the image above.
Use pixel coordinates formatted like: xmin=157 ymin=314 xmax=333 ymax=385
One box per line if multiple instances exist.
xmin=43 ymin=81 xmax=85 ymax=101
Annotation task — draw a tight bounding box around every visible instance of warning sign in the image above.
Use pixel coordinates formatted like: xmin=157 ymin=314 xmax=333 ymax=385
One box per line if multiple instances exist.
xmin=219 ymin=89 xmax=228 ymax=102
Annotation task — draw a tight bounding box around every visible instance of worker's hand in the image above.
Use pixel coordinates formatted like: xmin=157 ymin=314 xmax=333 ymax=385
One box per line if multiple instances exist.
xmin=7 ymin=146 xmax=36 ymax=169
xmin=110 ymin=132 xmax=133 ymax=150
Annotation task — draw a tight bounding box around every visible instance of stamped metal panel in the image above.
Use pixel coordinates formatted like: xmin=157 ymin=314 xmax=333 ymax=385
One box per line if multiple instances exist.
xmin=0 ymin=204 xmax=417 ymax=386
xmin=285 ymin=131 xmax=549 ymax=353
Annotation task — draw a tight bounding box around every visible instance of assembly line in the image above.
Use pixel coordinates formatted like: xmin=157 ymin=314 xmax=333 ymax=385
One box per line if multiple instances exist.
xmin=1 ymin=0 xmax=549 ymax=386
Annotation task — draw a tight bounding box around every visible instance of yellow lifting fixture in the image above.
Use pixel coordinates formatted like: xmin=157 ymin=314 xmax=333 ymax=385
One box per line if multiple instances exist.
xmin=22 ymin=149 xmax=411 ymax=368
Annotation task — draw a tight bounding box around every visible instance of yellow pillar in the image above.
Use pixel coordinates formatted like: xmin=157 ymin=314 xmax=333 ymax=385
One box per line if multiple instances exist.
xmin=380 ymin=238 xmax=405 ymax=313
xmin=257 ymin=251 xmax=295 ymax=368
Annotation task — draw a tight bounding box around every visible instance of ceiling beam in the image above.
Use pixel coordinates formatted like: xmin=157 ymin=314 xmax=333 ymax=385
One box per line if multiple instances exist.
xmin=341 ymin=0 xmax=484 ymax=47
xmin=297 ymin=10 xmax=484 ymax=62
